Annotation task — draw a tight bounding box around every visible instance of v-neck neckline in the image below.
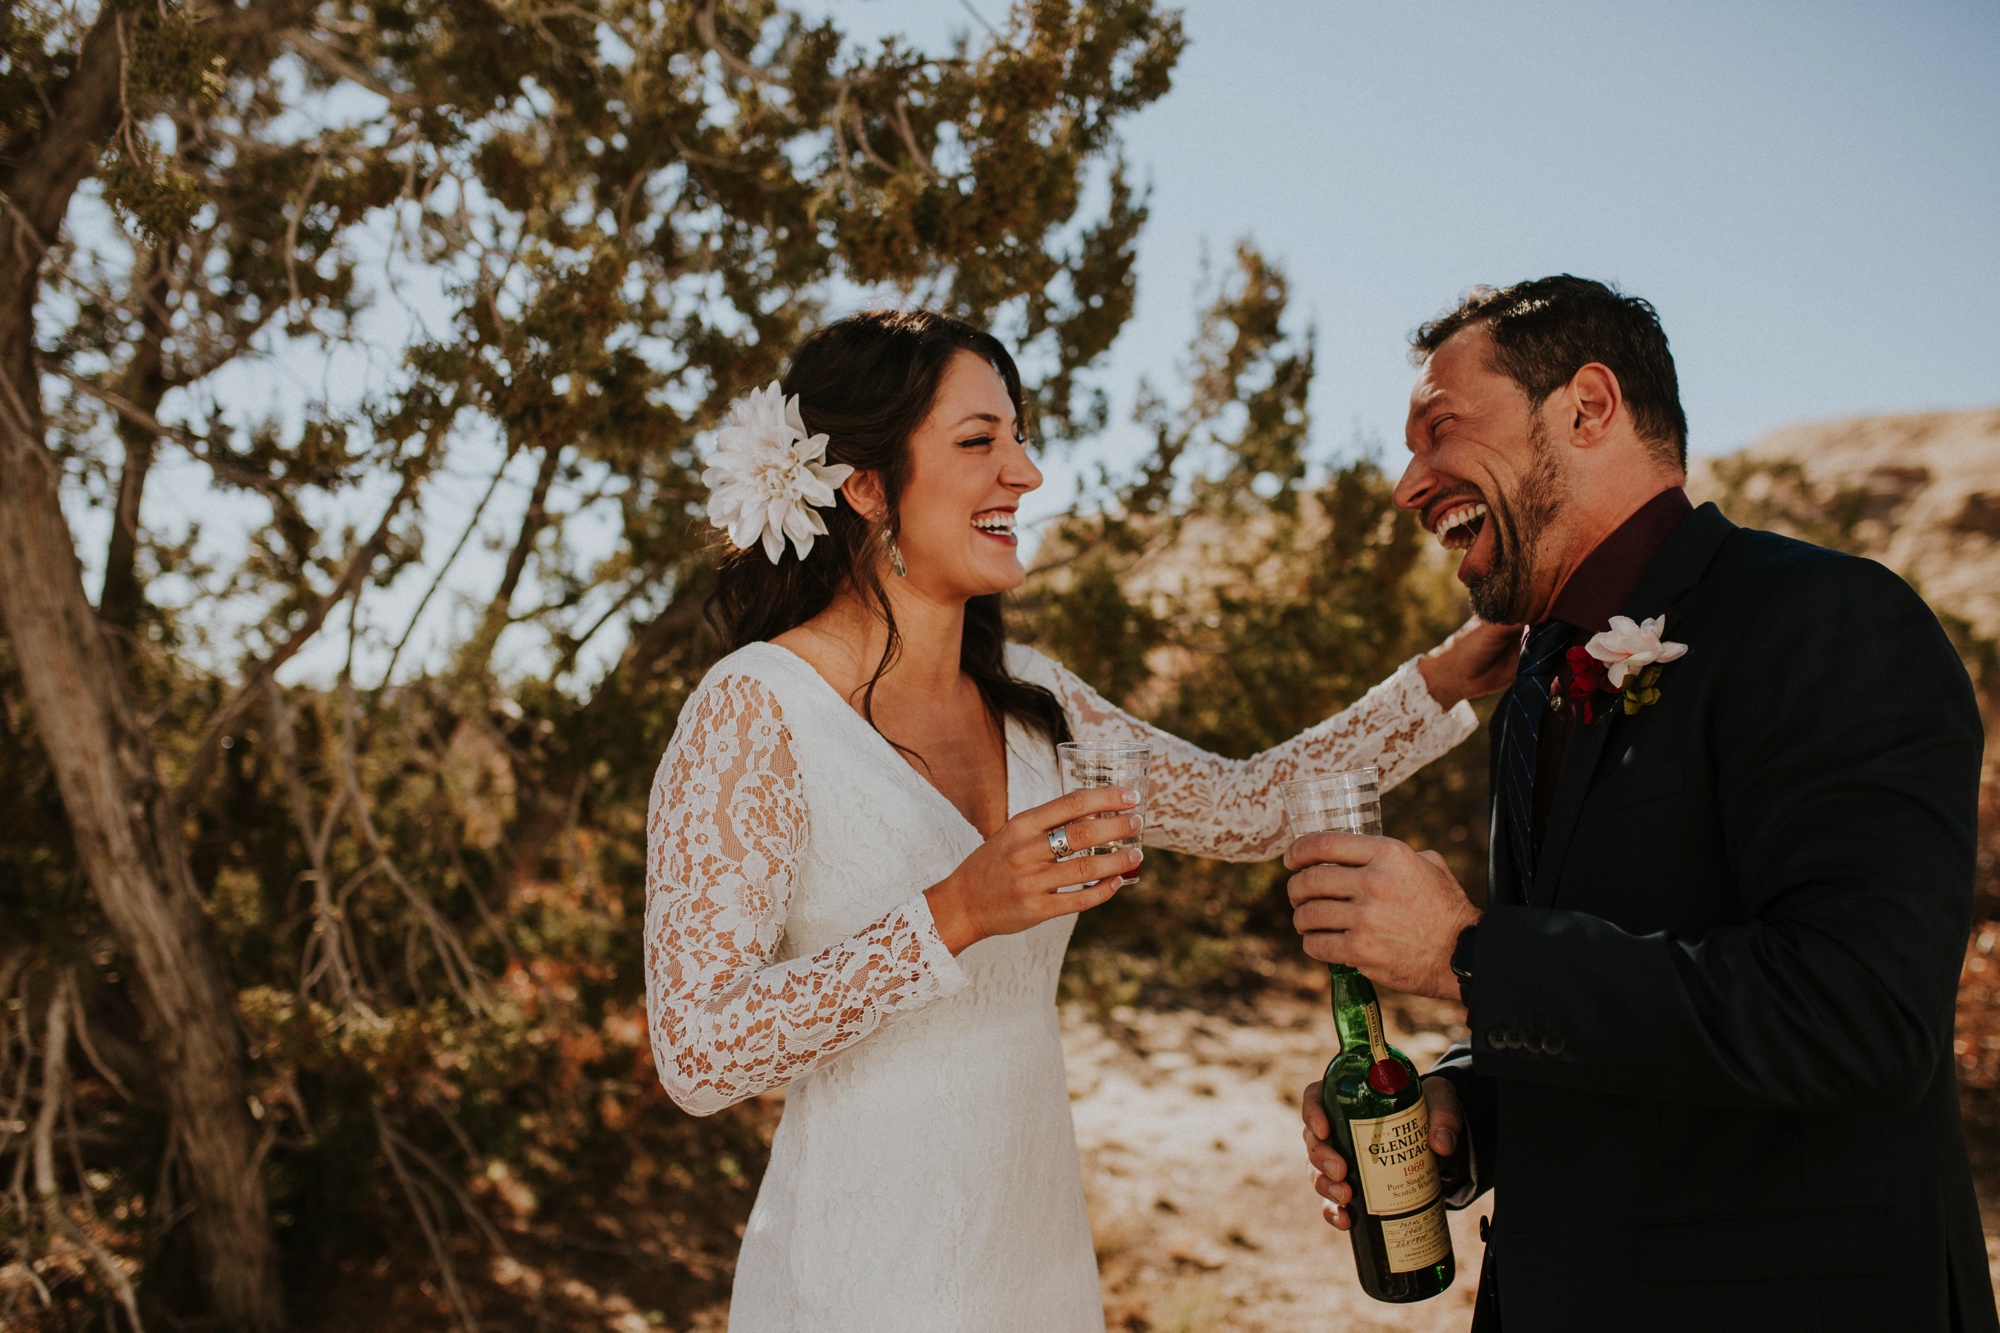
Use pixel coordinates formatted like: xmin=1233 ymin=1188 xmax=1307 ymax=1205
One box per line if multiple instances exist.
xmin=755 ymin=640 xmax=1010 ymax=840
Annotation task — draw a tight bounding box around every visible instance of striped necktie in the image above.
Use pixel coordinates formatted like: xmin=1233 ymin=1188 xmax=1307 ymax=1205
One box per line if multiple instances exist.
xmin=1500 ymin=620 xmax=1574 ymax=899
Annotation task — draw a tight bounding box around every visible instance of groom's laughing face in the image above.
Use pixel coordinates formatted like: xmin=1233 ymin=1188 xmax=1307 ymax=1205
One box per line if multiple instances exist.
xmin=1395 ymin=326 xmax=1569 ymax=625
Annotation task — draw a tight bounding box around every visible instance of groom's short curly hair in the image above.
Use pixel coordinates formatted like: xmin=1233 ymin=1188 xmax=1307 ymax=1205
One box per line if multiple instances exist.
xmin=1412 ymin=275 xmax=1688 ymax=469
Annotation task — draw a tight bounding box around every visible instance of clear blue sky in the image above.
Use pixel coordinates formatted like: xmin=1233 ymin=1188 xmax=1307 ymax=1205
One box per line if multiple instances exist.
xmin=841 ymin=0 xmax=2000 ymax=508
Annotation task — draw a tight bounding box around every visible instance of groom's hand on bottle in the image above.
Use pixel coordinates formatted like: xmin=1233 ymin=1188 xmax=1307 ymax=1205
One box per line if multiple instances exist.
xmin=1285 ymin=834 xmax=1480 ymax=1001
xmin=925 ymin=788 xmax=1143 ymax=954
xmin=1302 ymin=1074 xmax=1464 ymax=1231
xmin=1300 ymin=1079 xmax=1355 ymax=1231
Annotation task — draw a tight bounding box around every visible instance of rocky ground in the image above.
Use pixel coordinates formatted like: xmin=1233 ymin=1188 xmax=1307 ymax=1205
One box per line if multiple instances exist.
xmin=1067 ymin=985 xmax=2000 ymax=1333
xmin=1067 ymin=985 xmax=1490 ymax=1333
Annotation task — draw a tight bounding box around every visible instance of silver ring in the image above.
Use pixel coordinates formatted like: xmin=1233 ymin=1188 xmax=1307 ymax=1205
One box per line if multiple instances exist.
xmin=1047 ymin=826 xmax=1074 ymax=858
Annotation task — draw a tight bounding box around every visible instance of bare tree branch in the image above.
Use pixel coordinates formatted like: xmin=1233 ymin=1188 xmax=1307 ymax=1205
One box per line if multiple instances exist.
xmin=378 ymin=446 xmax=514 ymax=688
xmin=283 ymin=29 xmax=425 ymax=109
xmin=463 ymin=442 xmax=562 ymax=673
xmin=30 ymin=980 xmax=69 ymax=1204
xmin=63 ymin=973 xmax=133 ymax=1103
xmin=373 ymin=1101 xmax=480 ymax=1333
xmin=335 ymin=677 xmax=486 ymax=1012
xmin=174 ymin=399 xmax=457 ymax=808
xmin=265 ymin=677 xmax=367 ymax=1013
xmin=37 ymin=361 xmax=298 ymax=503
xmin=283 ymin=143 xmax=332 ymax=313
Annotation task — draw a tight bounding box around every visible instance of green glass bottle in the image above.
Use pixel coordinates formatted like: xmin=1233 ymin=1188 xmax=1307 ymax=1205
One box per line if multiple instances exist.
xmin=1320 ymin=964 xmax=1455 ymax=1302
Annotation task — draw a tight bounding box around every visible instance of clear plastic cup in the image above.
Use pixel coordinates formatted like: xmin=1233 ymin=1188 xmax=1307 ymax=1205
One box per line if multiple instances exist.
xmin=1281 ymin=765 xmax=1383 ymax=839
xmin=1057 ymin=741 xmax=1151 ymax=884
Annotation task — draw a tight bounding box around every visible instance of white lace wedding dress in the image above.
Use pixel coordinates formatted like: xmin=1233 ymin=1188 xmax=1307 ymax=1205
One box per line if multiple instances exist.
xmin=644 ymin=641 xmax=1475 ymax=1331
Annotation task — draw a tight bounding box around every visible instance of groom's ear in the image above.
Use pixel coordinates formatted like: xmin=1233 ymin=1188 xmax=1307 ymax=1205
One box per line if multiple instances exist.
xmin=841 ymin=469 xmax=887 ymax=524
xmin=1562 ymin=361 xmax=1625 ymax=450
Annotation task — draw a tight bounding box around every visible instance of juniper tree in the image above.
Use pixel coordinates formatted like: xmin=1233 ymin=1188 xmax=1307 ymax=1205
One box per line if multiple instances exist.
xmin=1023 ymin=244 xmax=1489 ymax=1007
xmin=0 ymin=1 xmax=1181 ymax=1325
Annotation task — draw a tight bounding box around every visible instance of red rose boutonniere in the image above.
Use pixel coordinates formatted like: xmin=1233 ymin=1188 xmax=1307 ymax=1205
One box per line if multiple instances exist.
xmin=1557 ymin=615 xmax=1689 ymax=724
xmin=1563 ymin=646 xmax=1614 ymax=724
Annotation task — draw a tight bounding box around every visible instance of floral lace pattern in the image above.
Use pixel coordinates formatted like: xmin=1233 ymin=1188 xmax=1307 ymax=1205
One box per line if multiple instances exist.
xmin=643 ymin=642 xmax=1476 ymax=1329
xmin=644 ymin=646 xmax=1472 ymax=1117
xmin=644 ymin=673 xmax=965 ymax=1116
xmin=1009 ymin=645 xmax=1478 ymax=861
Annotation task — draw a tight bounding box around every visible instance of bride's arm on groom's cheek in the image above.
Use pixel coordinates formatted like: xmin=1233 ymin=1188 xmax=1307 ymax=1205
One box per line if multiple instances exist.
xmin=1416 ymin=616 xmax=1522 ymax=710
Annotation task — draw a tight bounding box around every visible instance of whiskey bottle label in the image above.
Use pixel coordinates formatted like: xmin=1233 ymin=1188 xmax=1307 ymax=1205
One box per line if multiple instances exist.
xmin=1347 ymin=1100 xmax=1440 ymax=1216
xmin=1380 ymin=1199 xmax=1452 ymax=1273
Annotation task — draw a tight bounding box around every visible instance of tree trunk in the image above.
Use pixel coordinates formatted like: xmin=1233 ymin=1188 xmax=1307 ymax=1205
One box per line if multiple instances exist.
xmin=0 ymin=10 xmax=284 ymax=1330
xmin=0 ymin=468 xmax=286 ymax=1327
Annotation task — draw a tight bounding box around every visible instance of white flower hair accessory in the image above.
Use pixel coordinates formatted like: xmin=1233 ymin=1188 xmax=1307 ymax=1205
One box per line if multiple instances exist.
xmin=701 ymin=382 xmax=856 ymax=563
xmin=1584 ymin=614 xmax=1689 ymax=689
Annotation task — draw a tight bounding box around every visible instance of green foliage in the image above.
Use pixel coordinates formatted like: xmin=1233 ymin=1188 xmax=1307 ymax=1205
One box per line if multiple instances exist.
xmin=96 ymin=141 xmax=206 ymax=248
xmin=1033 ymin=553 xmax=1164 ymax=704
xmin=92 ymin=0 xmax=226 ymax=244
xmin=1 ymin=2 xmax=79 ymax=149
xmin=1708 ymin=455 xmax=1872 ymax=554
xmin=4 ymin=0 xmax=1180 ymax=1326
xmin=1023 ymin=244 xmax=1492 ymax=1011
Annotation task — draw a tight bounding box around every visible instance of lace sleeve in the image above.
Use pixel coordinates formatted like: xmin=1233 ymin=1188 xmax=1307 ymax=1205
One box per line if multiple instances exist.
xmin=1024 ymin=651 xmax=1478 ymax=863
xmin=643 ymin=673 xmax=969 ymax=1115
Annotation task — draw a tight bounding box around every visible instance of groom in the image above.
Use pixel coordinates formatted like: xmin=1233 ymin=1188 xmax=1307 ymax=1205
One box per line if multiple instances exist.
xmin=1290 ymin=276 xmax=1995 ymax=1331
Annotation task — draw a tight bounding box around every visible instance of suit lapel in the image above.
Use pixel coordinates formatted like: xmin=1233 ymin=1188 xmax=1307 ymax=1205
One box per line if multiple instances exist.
xmin=1529 ymin=699 xmax=1618 ymax=906
xmin=1527 ymin=503 xmax=1737 ymax=908
xmin=1484 ymin=702 xmax=1519 ymax=905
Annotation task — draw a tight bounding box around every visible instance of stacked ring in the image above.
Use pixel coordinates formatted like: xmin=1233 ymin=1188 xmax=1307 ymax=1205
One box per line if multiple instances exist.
xmin=1047 ymin=827 xmax=1074 ymax=858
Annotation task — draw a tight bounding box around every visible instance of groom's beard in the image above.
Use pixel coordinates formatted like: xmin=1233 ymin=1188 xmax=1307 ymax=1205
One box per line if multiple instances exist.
xmin=1465 ymin=419 xmax=1569 ymax=625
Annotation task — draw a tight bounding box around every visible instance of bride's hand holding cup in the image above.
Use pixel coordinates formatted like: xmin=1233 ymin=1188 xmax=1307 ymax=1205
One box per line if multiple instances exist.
xmin=924 ymin=788 xmax=1143 ymax=955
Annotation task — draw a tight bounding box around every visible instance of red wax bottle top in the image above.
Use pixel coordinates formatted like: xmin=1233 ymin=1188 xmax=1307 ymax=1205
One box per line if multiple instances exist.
xmin=1366 ymin=1059 xmax=1409 ymax=1095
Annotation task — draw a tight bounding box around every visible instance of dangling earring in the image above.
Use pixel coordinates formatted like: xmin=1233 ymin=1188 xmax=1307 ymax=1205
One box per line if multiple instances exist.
xmin=886 ymin=529 xmax=908 ymax=578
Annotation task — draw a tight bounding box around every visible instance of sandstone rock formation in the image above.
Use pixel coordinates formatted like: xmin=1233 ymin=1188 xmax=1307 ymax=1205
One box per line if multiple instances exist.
xmin=1692 ymin=408 xmax=2000 ymax=637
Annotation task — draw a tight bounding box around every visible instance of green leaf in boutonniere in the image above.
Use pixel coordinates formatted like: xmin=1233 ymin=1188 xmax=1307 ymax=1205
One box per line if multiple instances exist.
xmin=1621 ymin=662 xmax=1666 ymax=715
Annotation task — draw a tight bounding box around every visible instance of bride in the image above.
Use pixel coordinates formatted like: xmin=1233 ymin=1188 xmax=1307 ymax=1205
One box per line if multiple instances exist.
xmin=644 ymin=309 xmax=1515 ymax=1331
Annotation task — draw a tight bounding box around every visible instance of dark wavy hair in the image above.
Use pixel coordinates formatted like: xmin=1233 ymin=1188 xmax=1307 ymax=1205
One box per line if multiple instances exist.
xmin=1412 ymin=275 xmax=1689 ymax=469
xmin=705 ymin=309 xmax=1071 ymax=755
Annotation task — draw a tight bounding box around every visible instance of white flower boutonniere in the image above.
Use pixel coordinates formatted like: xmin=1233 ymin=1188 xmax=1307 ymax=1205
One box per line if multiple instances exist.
xmin=1585 ymin=614 xmax=1689 ymax=689
xmin=701 ymin=382 xmax=856 ymax=564
xmin=1577 ymin=614 xmax=1689 ymax=717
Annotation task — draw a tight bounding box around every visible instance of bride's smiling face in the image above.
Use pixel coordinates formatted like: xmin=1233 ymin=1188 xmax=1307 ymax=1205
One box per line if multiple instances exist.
xmin=849 ymin=350 xmax=1043 ymax=600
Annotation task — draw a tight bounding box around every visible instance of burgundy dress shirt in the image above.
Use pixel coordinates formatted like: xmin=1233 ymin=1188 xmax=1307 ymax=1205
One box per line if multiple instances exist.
xmin=1529 ymin=486 xmax=1694 ymax=846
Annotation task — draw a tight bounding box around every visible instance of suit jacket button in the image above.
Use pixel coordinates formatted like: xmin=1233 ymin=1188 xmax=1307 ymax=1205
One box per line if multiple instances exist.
xmin=1487 ymin=1029 xmax=1508 ymax=1051
xmin=1543 ymin=1033 xmax=1566 ymax=1055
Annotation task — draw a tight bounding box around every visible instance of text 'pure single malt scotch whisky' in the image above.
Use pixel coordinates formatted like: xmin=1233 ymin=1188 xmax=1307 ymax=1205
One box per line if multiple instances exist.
xmin=1320 ymin=964 xmax=1455 ymax=1302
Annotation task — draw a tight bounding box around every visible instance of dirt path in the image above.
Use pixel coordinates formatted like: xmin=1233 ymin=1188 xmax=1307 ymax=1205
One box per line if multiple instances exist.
xmin=1067 ymin=990 xmax=1489 ymax=1333
xmin=1068 ymin=991 xmax=2000 ymax=1333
